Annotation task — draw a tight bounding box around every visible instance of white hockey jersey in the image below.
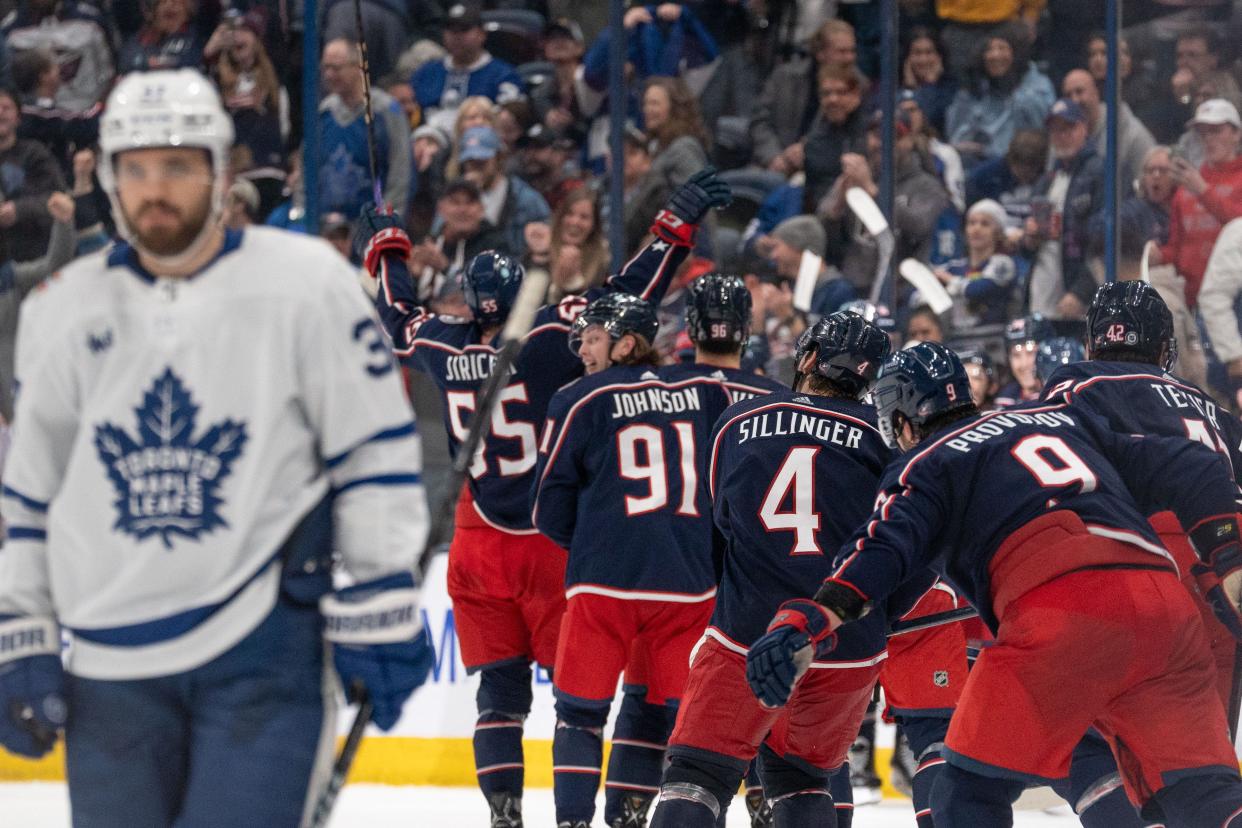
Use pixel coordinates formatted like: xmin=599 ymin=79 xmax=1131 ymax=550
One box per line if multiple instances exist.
xmin=0 ymin=227 xmax=428 ymax=680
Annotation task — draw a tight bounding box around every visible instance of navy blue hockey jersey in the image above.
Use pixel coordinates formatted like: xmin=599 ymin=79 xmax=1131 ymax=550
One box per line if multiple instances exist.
xmin=709 ymin=365 xmax=788 ymax=404
xmin=707 ymin=391 xmax=892 ymax=664
xmin=1045 ymin=360 xmax=1242 ymax=485
xmin=532 ymin=364 xmax=733 ymax=597
xmin=828 ymin=402 xmax=1238 ymax=631
xmin=373 ymin=237 xmax=689 ymax=531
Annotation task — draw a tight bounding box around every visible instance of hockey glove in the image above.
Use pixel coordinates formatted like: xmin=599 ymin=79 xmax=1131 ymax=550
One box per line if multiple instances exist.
xmin=745 ymin=599 xmax=839 ymax=709
xmin=1189 ymin=515 xmax=1242 ymax=639
xmin=321 ymin=573 xmax=433 ymax=731
xmin=353 ymin=205 xmax=413 ymax=276
xmin=0 ymin=616 xmax=65 ymax=758
xmin=651 ymin=167 xmax=732 ymax=246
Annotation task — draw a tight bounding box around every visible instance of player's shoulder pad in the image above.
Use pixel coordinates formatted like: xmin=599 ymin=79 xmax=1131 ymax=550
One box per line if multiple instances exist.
xmin=22 ymin=246 xmax=112 ymax=320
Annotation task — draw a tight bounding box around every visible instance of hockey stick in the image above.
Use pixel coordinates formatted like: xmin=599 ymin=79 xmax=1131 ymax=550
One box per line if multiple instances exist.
xmin=353 ymin=0 xmax=382 ymax=207
xmin=887 ymin=606 xmax=977 ymax=638
xmin=1140 ymin=240 xmax=1153 ymax=284
xmin=846 ymin=187 xmax=894 ymax=307
xmin=898 ymin=258 xmax=953 ymax=316
xmin=308 ymin=681 xmax=373 ymax=828
xmin=415 ymin=264 xmax=553 ymax=578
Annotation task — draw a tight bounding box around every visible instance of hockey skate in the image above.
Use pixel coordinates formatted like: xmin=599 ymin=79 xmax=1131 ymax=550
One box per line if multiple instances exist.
xmin=889 ymin=730 xmax=916 ymax=799
xmin=744 ymin=789 xmax=773 ymax=827
xmin=848 ymin=734 xmax=883 ymax=806
xmin=487 ymin=793 xmax=522 ymax=827
xmin=609 ymin=792 xmax=654 ymax=827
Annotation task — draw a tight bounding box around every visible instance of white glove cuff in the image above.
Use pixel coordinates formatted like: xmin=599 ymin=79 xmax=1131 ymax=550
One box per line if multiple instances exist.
xmin=320 ymin=588 xmax=423 ymax=645
xmin=0 ymin=617 xmax=60 ymax=665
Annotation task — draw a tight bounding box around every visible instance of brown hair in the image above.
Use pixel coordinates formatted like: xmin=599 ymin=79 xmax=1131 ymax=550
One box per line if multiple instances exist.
xmin=810 ymin=19 xmax=854 ymax=53
xmin=616 ymin=334 xmax=661 ymax=367
xmin=817 ymin=62 xmax=865 ymax=93
xmin=551 ymin=188 xmax=610 ymax=292
xmin=214 ymin=32 xmax=282 ymax=115
xmin=643 ymin=77 xmax=710 ymax=152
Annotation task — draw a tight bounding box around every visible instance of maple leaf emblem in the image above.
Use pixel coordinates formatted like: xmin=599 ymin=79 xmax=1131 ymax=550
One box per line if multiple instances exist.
xmin=93 ymin=367 xmax=247 ymax=549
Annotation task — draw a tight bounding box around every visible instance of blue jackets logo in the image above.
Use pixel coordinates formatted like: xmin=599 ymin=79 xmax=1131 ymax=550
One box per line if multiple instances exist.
xmin=94 ymin=367 xmax=248 ymax=548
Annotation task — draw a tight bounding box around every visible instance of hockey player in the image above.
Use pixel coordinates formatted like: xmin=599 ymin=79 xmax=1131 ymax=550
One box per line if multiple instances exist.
xmin=531 ymin=293 xmax=733 ymax=828
xmin=747 ymin=341 xmax=1242 ymax=827
xmin=0 ymin=69 xmax=432 ymax=826
xmin=356 ymin=169 xmax=730 ymax=826
xmin=1038 ymin=281 xmax=1242 ymax=827
xmin=684 ymin=273 xmax=786 ymax=403
xmin=993 ymin=314 xmax=1052 ymax=408
xmin=650 ymin=312 xmax=893 ymax=828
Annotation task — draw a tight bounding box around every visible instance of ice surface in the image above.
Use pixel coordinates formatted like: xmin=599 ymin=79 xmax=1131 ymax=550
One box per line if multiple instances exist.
xmin=0 ymin=782 xmax=1075 ymax=826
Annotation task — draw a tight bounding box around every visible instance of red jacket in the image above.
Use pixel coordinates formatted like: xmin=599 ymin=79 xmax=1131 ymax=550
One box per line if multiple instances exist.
xmin=1160 ymin=155 xmax=1242 ymax=307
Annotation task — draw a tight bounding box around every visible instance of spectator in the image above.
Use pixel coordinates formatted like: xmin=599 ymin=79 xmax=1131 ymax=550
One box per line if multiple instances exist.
xmin=617 ymin=123 xmax=662 ymax=246
xmin=1171 ymin=28 xmax=1242 ymax=128
xmin=945 ymin=22 xmax=1054 ymax=169
xmin=0 ymin=87 xmax=65 ymax=261
xmin=530 ymin=17 xmax=590 ymax=144
xmin=821 ymin=111 xmax=949 ymax=293
xmin=118 ymin=0 xmax=204 ymax=72
xmin=319 ymin=211 xmax=354 ymax=260
xmin=495 ymin=98 xmax=536 ymax=157
xmin=1084 ymin=32 xmax=1166 ymax=144
xmin=409 ymin=123 xmax=450 ymax=238
xmin=205 ymin=9 xmax=289 ymax=219
xmin=67 ymin=146 xmax=112 ymax=254
xmin=587 ymin=3 xmax=719 ymax=91
xmin=935 ymin=0 xmax=1043 ymax=79
xmin=935 ymin=198 xmax=1017 ymax=333
xmin=994 ymin=315 xmax=1047 ymax=408
xmin=2 ymin=0 xmax=113 ymax=113
xmin=265 ymin=150 xmax=308 ymax=235
xmin=901 ymin=89 xmax=965 ymax=212
xmin=455 ymin=125 xmax=550 ymax=258
xmin=767 ymin=214 xmax=856 ymax=318
xmin=749 ymin=19 xmax=859 ymax=173
xmin=0 ymin=190 xmax=75 ymax=422
xmin=802 ymin=64 xmax=869 ymax=214
xmin=321 ymin=0 xmax=441 ymax=83
xmin=1198 ymin=217 xmax=1242 ymax=404
xmin=516 ymin=124 xmax=583 ymax=213
xmin=1119 ymin=146 xmax=1174 ymax=248
xmin=1022 ymin=98 xmax=1102 ymax=320
xmin=1061 ymin=68 xmax=1154 ymax=193
xmin=1151 ymin=99 xmax=1242 ymax=311
xmin=317 ymin=38 xmax=412 ymax=218
xmin=622 ymin=77 xmax=710 ymax=254
xmin=444 ymin=95 xmax=499 ymax=180
xmin=412 ymin=177 xmax=506 ymax=302
xmin=12 ymin=46 xmax=99 ymax=179
xmin=965 ymin=127 xmax=1047 ymax=237
xmin=382 ymin=73 xmax=421 ymax=131
xmin=904 ymin=304 xmax=945 ymax=344
xmin=411 ymin=3 xmax=523 ymax=131
xmin=525 ymin=186 xmax=609 ymax=301
xmin=902 ymin=26 xmax=957 ymax=137
xmin=959 ymin=347 xmax=999 ymax=409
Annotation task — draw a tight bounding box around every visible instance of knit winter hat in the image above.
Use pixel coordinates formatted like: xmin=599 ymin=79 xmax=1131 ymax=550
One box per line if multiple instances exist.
xmin=771 ymin=215 xmax=827 ymax=258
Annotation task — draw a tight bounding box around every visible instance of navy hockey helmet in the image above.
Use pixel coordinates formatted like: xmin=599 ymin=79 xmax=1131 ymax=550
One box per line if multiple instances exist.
xmin=462 ymin=250 xmax=524 ymax=328
xmin=1034 ymin=336 xmax=1086 ymax=384
xmin=872 ymin=342 xmax=975 ymax=449
xmin=793 ymin=311 xmax=893 ymax=397
xmin=956 ymin=347 xmax=995 ymax=379
xmin=1086 ymin=280 xmax=1177 ymax=371
xmin=685 ymin=272 xmax=752 ymax=348
xmin=838 ymin=299 xmax=898 ymax=333
xmin=569 ymin=293 xmax=659 ymax=354
xmin=740 ymin=334 xmax=771 ymax=374
xmin=1003 ymin=313 xmax=1054 ymax=349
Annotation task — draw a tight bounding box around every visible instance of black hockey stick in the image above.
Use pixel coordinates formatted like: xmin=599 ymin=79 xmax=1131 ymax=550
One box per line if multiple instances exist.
xmin=887 ymin=606 xmax=977 ymax=638
xmin=308 ymin=681 xmax=373 ymax=828
xmin=415 ymin=265 xmax=553 ymax=578
xmin=353 ymin=0 xmax=382 ymax=207
xmin=8 ymin=700 xmax=57 ymax=754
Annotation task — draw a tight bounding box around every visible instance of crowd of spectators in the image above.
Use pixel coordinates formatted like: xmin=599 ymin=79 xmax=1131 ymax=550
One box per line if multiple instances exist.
xmin=10 ymin=0 xmax=1242 ymax=478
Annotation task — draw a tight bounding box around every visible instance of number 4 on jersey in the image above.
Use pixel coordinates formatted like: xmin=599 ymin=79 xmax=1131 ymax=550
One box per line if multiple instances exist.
xmin=759 ymin=446 xmax=823 ymax=555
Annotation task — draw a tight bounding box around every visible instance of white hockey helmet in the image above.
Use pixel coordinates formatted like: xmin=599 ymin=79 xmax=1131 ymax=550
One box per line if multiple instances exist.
xmin=98 ymin=69 xmax=235 ymax=261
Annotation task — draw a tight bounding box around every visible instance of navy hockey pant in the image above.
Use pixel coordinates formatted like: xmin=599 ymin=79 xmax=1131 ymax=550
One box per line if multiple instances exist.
xmin=63 ymin=597 xmax=333 ymax=828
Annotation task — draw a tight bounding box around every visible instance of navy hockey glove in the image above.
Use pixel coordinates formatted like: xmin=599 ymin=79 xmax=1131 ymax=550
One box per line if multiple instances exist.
xmin=745 ymin=599 xmax=838 ymax=709
xmin=353 ymin=205 xmax=412 ymax=275
xmin=1190 ymin=516 xmax=1242 ymax=639
xmin=0 ymin=616 xmax=65 ymax=758
xmin=321 ymin=573 xmax=433 ymax=731
xmin=651 ymin=167 xmax=732 ymax=246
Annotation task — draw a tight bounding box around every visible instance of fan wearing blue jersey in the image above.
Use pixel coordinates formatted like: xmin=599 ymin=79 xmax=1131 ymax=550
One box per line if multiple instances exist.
xmin=356 ymin=169 xmax=730 ymax=827
xmin=0 ymin=70 xmax=432 ymax=827
xmin=747 ymin=342 xmax=1242 ymax=828
xmin=650 ymin=312 xmax=893 ymax=828
xmin=1037 ymin=281 xmax=1242 ymax=828
xmin=531 ymin=294 xmax=732 ymax=828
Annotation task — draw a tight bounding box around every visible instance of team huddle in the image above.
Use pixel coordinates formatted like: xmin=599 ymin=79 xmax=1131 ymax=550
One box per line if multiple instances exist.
xmin=2 ymin=68 xmax=1242 ymax=828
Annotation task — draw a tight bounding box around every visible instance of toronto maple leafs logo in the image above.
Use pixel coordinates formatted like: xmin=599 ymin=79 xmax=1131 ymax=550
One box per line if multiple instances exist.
xmin=94 ymin=368 xmax=247 ymax=548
